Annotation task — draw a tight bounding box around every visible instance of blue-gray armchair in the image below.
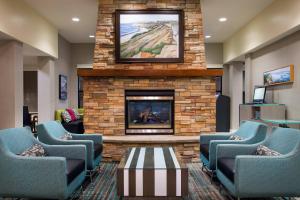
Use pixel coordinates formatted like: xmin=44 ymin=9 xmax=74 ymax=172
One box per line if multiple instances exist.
xmin=216 ymin=127 xmax=300 ymax=198
xmin=37 ymin=121 xmax=103 ymax=171
xmin=0 ymin=127 xmax=87 ymax=199
xmin=200 ymin=120 xmax=268 ymax=171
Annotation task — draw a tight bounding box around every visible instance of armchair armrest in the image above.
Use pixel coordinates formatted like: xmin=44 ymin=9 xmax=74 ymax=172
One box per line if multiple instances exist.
xmin=0 ymin=153 xmax=67 ymax=197
xmin=235 ymin=153 xmax=300 ymax=197
xmin=71 ymin=133 xmax=103 ymax=144
xmin=46 ymin=138 xmax=93 ymax=150
xmin=44 ymin=144 xmax=86 ymax=161
xmin=216 ymin=144 xmax=258 ymax=159
xmin=200 ymin=133 xmax=231 ymax=144
xmin=209 ymin=139 xmax=253 ymax=169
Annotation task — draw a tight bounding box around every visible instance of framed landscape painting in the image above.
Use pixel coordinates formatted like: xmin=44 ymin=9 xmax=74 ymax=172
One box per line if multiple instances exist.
xmin=263 ymin=65 xmax=294 ymax=86
xmin=59 ymin=75 xmax=67 ymax=100
xmin=115 ymin=10 xmax=184 ymax=63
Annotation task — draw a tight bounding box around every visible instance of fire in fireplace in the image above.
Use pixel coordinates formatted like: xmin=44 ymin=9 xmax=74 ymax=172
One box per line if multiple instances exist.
xmin=125 ymin=90 xmax=174 ymax=135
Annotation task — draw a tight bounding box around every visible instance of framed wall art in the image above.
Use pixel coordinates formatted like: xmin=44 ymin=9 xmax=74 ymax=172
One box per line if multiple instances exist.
xmin=115 ymin=9 xmax=184 ymax=63
xmin=263 ymin=65 xmax=294 ymax=86
xmin=59 ymin=75 xmax=67 ymax=100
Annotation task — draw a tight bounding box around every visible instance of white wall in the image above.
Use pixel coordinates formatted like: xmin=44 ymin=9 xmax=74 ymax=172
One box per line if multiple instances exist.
xmin=222 ymin=62 xmax=244 ymax=130
xmin=229 ymin=62 xmax=244 ymax=129
xmin=54 ymin=35 xmax=72 ymax=110
xmin=246 ymin=30 xmax=300 ymax=120
xmin=0 ymin=0 xmax=58 ymax=58
xmin=70 ymin=43 xmax=95 ymax=107
xmin=224 ymin=0 xmax=300 ymax=63
xmin=205 ymin=43 xmax=223 ymax=65
xmin=26 ymin=35 xmax=77 ymax=121
xmin=24 ymin=71 xmax=38 ymax=112
xmin=37 ymin=57 xmax=55 ymax=122
xmin=0 ymin=41 xmax=23 ymax=128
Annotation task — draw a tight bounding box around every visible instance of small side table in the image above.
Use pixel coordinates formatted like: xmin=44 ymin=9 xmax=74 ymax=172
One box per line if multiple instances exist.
xmin=261 ymin=119 xmax=300 ymax=128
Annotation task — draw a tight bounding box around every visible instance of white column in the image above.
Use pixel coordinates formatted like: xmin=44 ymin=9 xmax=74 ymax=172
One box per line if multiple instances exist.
xmin=228 ymin=62 xmax=244 ymax=130
xmin=0 ymin=41 xmax=23 ymax=129
xmin=222 ymin=64 xmax=230 ymax=96
xmin=38 ymin=57 xmax=55 ymax=123
xmin=244 ymin=54 xmax=253 ymax=103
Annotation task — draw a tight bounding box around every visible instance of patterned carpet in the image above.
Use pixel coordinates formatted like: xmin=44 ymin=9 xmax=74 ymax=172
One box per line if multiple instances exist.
xmin=0 ymin=162 xmax=292 ymax=200
xmin=75 ymin=162 xmax=288 ymax=200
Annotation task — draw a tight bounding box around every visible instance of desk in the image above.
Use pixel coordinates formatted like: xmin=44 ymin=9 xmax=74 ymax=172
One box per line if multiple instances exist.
xmin=261 ymin=119 xmax=300 ymax=128
xmin=239 ymin=104 xmax=286 ymax=124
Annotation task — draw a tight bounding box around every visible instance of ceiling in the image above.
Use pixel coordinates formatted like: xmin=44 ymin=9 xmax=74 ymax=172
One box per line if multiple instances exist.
xmin=201 ymin=0 xmax=274 ymax=43
xmin=20 ymin=0 xmax=273 ymax=44
xmin=23 ymin=0 xmax=98 ymax=43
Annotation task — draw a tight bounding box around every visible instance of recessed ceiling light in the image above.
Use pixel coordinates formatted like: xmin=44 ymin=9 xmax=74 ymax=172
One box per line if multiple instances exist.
xmin=89 ymin=35 xmax=95 ymax=38
xmin=72 ymin=17 xmax=80 ymax=22
xmin=205 ymin=35 xmax=211 ymax=39
xmin=219 ymin=17 xmax=227 ymax=22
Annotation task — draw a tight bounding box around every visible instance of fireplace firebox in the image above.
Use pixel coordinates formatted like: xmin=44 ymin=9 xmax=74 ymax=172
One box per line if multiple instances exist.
xmin=125 ymin=90 xmax=175 ymax=135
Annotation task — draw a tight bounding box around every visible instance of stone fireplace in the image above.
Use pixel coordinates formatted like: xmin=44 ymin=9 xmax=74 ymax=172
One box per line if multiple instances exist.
xmin=125 ymin=90 xmax=175 ymax=135
xmin=82 ymin=0 xmax=218 ymax=136
xmin=79 ymin=0 xmax=222 ymax=161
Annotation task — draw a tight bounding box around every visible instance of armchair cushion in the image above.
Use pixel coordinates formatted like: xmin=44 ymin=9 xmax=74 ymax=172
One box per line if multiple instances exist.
xmin=62 ymin=120 xmax=84 ymax=134
xmin=60 ymin=132 xmax=73 ymax=140
xmin=94 ymin=143 xmax=103 ymax=159
xmin=19 ymin=144 xmax=47 ymax=157
xmin=66 ymin=159 xmax=85 ymax=184
xmin=217 ymin=157 xmax=235 ymax=183
xmin=200 ymin=143 xmax=209 ymax=159
xmin=229 ymin=135 xmax=242 ymax=141
xmin=256 ymin=145 xmax=281 ymax=156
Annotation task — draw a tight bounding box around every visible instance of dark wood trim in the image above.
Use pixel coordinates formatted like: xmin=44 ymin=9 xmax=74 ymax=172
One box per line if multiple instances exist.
xmin=77 ymin=69 xmax=223 ymax=77
xmin=115 ymin=9 xmax=184 ymax=63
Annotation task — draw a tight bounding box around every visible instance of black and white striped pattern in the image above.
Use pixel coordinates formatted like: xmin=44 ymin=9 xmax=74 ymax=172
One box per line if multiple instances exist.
xmin=117 ymin=147 xmax=188 ymax=197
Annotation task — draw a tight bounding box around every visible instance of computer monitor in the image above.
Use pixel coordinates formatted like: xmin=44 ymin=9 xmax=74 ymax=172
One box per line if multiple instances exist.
xmin=253 ymin=86 xmax=266 ymax=104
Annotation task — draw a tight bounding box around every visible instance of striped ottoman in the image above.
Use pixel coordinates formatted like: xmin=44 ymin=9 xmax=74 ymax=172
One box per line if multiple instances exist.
xmin=117 ymin=147 xmax=188 ymax=198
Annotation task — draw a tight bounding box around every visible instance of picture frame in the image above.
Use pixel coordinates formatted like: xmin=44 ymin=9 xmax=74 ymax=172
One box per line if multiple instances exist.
xmin=59 ymin=75 xmax=67 ymax=100
xmin=263 ymin=65 xmax=294 ymax=86
xmin=115 ymin=9 xmax=184 ymax=63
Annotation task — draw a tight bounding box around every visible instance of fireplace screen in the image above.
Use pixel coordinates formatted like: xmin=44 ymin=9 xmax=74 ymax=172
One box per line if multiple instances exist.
xmin=125 ymin=90 xmax=174 ymax=135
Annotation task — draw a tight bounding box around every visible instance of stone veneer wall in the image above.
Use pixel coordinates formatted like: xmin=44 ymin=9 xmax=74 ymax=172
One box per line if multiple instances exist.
xmin=104 ymin=142 xmax=200 ymax=163
xmin=83 ymin=0 xmax=216 ymax=162
xmin=84 ymin=77 xmax=216 ymax=135
xmin=94 ymin=0 xmax=206 ymax=70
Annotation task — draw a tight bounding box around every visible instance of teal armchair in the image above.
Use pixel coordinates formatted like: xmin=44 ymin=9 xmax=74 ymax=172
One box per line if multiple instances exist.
xmin=0 ymin=127 xmax=87 ymax=199
xmin=200 ymin=121 xmax=268 ymax=171
xmin=216 ymin=127 xmax=300 ymax=198
xmin=37 ymin=121 xmax=103 ymax=171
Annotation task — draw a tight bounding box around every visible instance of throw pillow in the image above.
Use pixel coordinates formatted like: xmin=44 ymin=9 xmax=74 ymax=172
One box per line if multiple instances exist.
xmin=66 ymin=108 xmax=77 ymax=121
xmin=60 ymin=132 xmax=73 ymax=140
xmin=19 ymin=144 xmax=47 ymax=157
xmin=61 ymin=110 xmax=72 ymax=123
xmin=72 ymin=109 xmax=81 ymax=120
xmin=256 ymin=145 xmax=281 ymax=156
xmin=229 ymin=135 xmax=242 ymax=141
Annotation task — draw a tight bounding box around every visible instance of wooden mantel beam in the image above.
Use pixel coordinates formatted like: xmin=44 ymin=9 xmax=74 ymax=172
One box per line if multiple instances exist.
xmin=77 ymin=68 xmax=223 ymax=77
